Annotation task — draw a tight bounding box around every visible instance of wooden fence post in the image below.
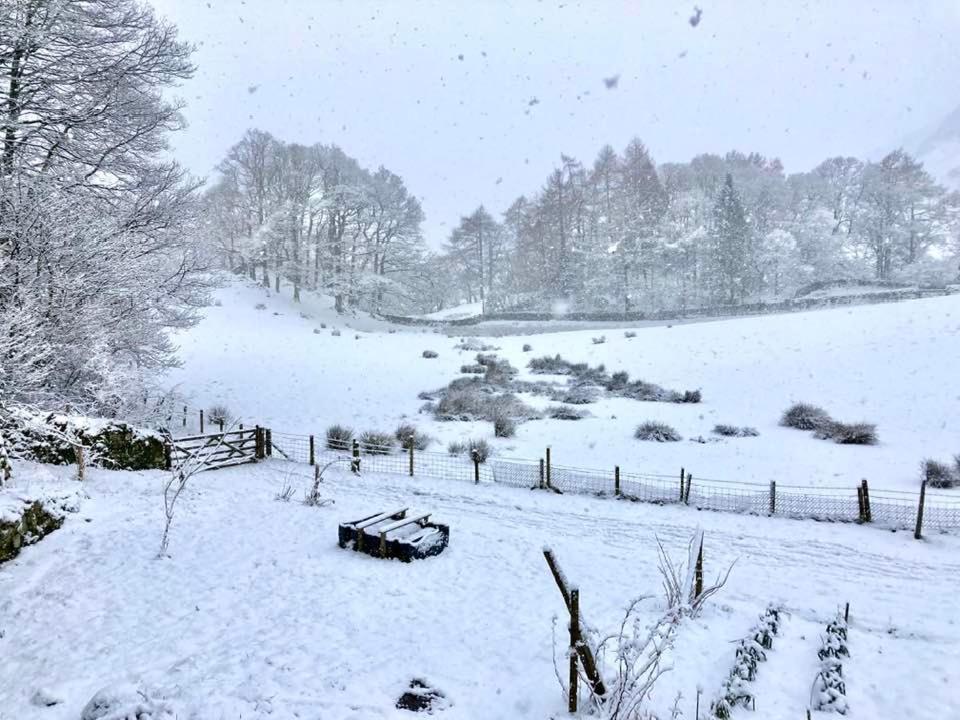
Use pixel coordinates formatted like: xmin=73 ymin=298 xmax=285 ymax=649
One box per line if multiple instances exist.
xmin=539 ymin=458 xmax=545 ymax=489
xmin=684 ymin=472 xmax=693 ymax=505
xmin=914 ymin=480 xmax=926 ymax=540
xmin=409 ymin=443 xmax=414 ymax=477
xmin=254 ymin=425 xmax=262 ymax=459
xmin=218 ymin=419 xmax=224 ymax=433
xmin=182 ymin=405 xmax=187 ymax=428
xmin=164 ymin=442 xmax=172 ymax=470
xmin=844 ymin=602 xmax=850 ymax=623
xmin=614 ymin=465 xmax=620 ymax=497
xmin=472 ymin=449 xmax=480 ymax=484
xmin=351 ymin=439 xmax=361 ymax=474
xmin=546 ymin=446 xmax=552 ymax=489
xmin=569 ymin=587 xmax=580 ymax=713
xmin=680 ymin=466 xmax=685 ymax=501
xmin=857 ymin=485 xmax=865 ymax=522
xmin=860 ymin=479 xmax=872 ymax=522
xmin=265 ymin=428 xmax=272 ymax=457
xmin=309 ymin=434 xmax=315 ymax=466
xmin=199 ymin=409 xmax=204 ymax=434
xmin=769 ymin=480 xmax=776 ymax=515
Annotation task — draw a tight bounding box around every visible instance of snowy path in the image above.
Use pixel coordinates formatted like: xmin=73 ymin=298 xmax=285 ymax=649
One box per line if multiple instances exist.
xmin=1 ymin=460 xmax=957 ymax=719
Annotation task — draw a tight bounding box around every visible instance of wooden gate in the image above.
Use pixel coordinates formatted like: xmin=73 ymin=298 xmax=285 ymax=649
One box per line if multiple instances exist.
xmin=167 ymin=427 xmax=264 ymax=472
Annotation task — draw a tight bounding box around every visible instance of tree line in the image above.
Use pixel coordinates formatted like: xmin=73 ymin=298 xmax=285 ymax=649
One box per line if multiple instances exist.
xmin=0 ymin=0 xmax=207 ymax=417
xmin=437 ymin=142 xmax=960 ymax=314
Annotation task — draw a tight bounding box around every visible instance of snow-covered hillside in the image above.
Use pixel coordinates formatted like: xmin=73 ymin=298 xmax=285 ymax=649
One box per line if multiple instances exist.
xmin=2 ymin=460 xmax=957 ymax=719
xmin=167 ymin=280 xmax=960 ymax=493
xmin=908 ymin=102 xmax=960 ymax=189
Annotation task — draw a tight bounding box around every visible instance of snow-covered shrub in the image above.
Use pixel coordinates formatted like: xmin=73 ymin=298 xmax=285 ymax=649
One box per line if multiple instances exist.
xmin=815 ymin=421 xmax=878 ymax=445
xmin=460 ymin=363 xmax=485 ymax=374
xmin=468 ymin=438 xmax=491 ymax=463
xmin=624 ymin=330 xmax=637 ymax=339
xmin=559 ymin=385 xmax=598 ymax=405
xmin=255 ymin=302 xmax=267 ymax=310
xmin=547 ymin=404 xmax=587 ymax=420
xmin=522 ymin=343 xmax=532 ymax=352
xmin=605 ymin=371 xmax=630 ymax=390
xmin=677 ymin=389 xmax=702 ymax=404
xmin=395 ymin=423 xmax=431 ymax=450
xmin=359 ymin=430 xmax=395 ymax=454
xmin=433 ymin=382 xmax=537 ymax=422
xmin=0 ymin=433 xmax=11 ymax=485
xmin=922 ymin=459 xmax=958 ymax=488
xmin=528 ymin=354 xmax=574 ymax=374
xmin=493 ymin=415 xmax=516 ymax=438
xmin=321 ymin=323 xmax=327 ymax=329
xmin=312 ymin=328 xmax=321 ymax=334
xmin=325 ymin=424 xmax=353 ymax=450
xmin=447 ymin=440 xmax=467 ymax=456
xmin=812 ymin=614 xmax=849 ymax=714
xmin=331 ymin=329 xmax=341 ymax=336
xmin=780 ymin=403 xmax=832 ymax=431
xmin=454 ymin=338 xmax=498 ymax=352
xmin=206 ymin=404 xmax=232 ymax=426
xmin=713 ymin=424 xmax=760 ymax=438
xmin=711 ymin=605 xmax=782 ymax=718
xmin=422 ymin=349 xmax=439 ymax=359
xmin=592 ymin=335 xmax=606 ymax=344
xmin=635 ymin=421 xmax=682 ymax=442
xmin=482 ymin=356 xmax=518 ymax=384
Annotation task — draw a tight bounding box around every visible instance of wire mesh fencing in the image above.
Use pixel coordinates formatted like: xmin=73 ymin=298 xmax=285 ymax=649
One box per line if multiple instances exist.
xmin=258 ymin=428 xmax=960 ymax=534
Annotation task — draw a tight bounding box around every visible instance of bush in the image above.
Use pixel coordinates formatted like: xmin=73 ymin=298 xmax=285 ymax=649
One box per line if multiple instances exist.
xmin=422 ymin=349 xmax=439 ymax=359
xmin=591 ymin=335 xmax=606 ymax=345
xmin=447 ymin=440 xmax=467 ymax=456
xmin=206 ymin=404 xmax=232 ymax=425
xmin=454 ymin=338 xmax=498 ymax=352
xmin=547 ymin=404 xmax=587 ymax=420
xmin=635 ymin=421 xmax=682 ymax=442
xmin=780 ymin=403 xmax=831 ymax=431
xmin=255 ymin=302 xmax=267 ymax=310
xmin=395 ymin=423 xmax=432 ymax=450
xmin=522 ymin=343 xmax=532 ymax=352
xmin=713 ymin=424 xmax=759 ymax=438
xmin=923 ymin=458 xmax=958 ymax=488
xmin=493 ymin=415 xmax=516 ymax=438
xmin=321 ymin=323 xmax=327 ymax=329
xmin=815 ymin=421 xmax=878 ymax=445
xmin=678 ymin=389 xmax=702 ymax=404
xmin=331 ymin=329 xmax=341 ymax=336
xmin=483 ymin=357 xmax=518 ymax=384
xmin=326 ymin=424 xmax=353 ymax=450
xmin=468 ymin=438 xmax=491 ymax=463
xmin=606 ymin=371 xmax=630 ymax=390
xmin=460 ymin=363 xmax=485 ymax=374
xmin=528 ymin=354 xmax=573 ymax=374
xmin=359 ymin=430 xmax=396 ymax=454
xmin=560 ymin=386 xmax=598 ymax=405
xmin=624 ymin=331 xmax=637 ymax=339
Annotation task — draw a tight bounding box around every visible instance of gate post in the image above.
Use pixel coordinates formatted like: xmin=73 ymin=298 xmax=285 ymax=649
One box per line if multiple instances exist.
xmin=309 ymin=434 xmax=315 ymax=466
xmin=351 ymin=439 xmax=361 ymax=473
xmin=265 ymin=428 xmax=272 ymax=457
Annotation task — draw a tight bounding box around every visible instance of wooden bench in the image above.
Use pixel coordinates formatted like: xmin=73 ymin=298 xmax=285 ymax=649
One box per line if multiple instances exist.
xmin=337 ymin=508 xmax=449 ymax=562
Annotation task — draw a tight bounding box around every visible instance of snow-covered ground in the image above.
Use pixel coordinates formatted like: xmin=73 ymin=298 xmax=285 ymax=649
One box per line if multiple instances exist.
xmin=167 ymin=279 xmax=960 ymax=493
xmin=2 ymin=459 xmax=957 ymax=719
xmin=418 ymin=302 xmax=484 ymax=321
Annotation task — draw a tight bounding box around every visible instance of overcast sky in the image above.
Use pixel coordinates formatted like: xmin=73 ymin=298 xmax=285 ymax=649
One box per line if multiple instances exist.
xmin=149 ymin=0 xmax=960 ymax=247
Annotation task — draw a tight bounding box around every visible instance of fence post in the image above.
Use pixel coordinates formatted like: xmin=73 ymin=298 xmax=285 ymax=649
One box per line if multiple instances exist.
xmin=546 ymin=446 xmax=552 ymax=489
xmin=860 ymin=479 xmax=872 ymax=522
xmin=309 ymin=435 xmax=315 ymax=466
xmin=569 ymin=587 xmax=580 ymax=713
xmin=614 ymin=465 xmax=620 ymax=497
xmin=265 ymin=428 xmax=272 ymax=457
xmin=255 ymin=425 xmax=262 ymax=459
xmin=769 ymin=480 xmax=776 ymax=515
xmin=182 ymin=405 xmax=187 ymax=428
xmin=680 ymin=466 xmax=685 ymax=501
xmin=684 ymin=472 xmax=693 ymax=505
xmin=200 ymin=409 xmax=204 ymax=434
xmin=351 ymin=439 xmax=361 ymax=474
xmin=409 ymin=443 xmax=414 ymax=477
xmin=539 ymin=458 xmax=545 ymax=489
xmin=857 ymin=485 xmax=865 ymax=522
xmin=914 ymin=480 xmax=926 ymax=540
xmin=472 ymin=449 xmax=480 ymax=484
xmin=218 ymin=419 xmax=224 ymax=433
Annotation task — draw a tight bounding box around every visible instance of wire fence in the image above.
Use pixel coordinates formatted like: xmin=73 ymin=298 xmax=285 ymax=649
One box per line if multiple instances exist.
xmin=261 ymin=430 xmax=960 ymax=534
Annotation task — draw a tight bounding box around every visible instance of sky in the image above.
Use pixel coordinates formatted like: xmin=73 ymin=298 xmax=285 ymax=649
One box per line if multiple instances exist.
xmin=148 ymin=0 xmax=960 ymax=248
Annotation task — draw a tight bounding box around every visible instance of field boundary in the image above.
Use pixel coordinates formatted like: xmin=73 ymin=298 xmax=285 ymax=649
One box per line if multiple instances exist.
xmin=251 ymin=430 xmax=960 ymax=535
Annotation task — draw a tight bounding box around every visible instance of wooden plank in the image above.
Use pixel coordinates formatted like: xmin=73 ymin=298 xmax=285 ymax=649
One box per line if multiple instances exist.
xmin=354 ymin=508 xmax=407 ymax=531
xmin=377 ymin=512 xmax=431 ymax=535
xmin=175 ymin=429 xmax=256 ymax=443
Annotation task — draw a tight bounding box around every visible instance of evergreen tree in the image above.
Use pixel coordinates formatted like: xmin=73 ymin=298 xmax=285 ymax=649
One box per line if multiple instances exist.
xmin=710 ymin=174 xmax=750 ymax=303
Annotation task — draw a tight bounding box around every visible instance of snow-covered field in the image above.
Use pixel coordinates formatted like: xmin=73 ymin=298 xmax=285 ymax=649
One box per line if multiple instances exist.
xmin=167 ymin=280 xmax=960 ymax=493
xmin=2 ymin=459 xmax=958 ymax=719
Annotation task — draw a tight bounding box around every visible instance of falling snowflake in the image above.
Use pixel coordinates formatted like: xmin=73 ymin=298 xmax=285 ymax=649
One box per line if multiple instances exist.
xmin=689 ymin=6 xmax=702 ymax=27
xmin=603 ymin=74 xmax=619 ymax=89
